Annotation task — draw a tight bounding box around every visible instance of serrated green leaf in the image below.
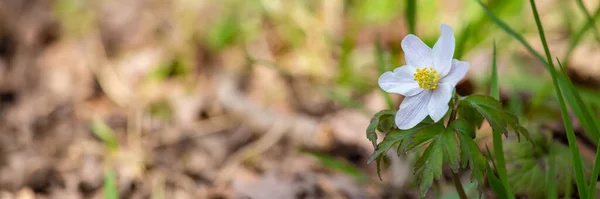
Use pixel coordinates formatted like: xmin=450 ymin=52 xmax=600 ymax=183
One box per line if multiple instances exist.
xmin=457 ymin=132 xmax=486 ymax=188
xmin=368 ymin=123 xmax=429 ymax=180
xmin=458 ymin=103 xmax=483 ymax=131
xmin=504 ymin=135 xmax=576 ymax=198
xmin=366 ymin=110 xmax=396 ymax=149
xmin=441 ymin=128 xmax=460 ymax=172
xmin=376 ymin=114 xmax=395 ymax=133
xmin=414 ymin=139 xmax=443 ymax=198
xmin=460 ymin=95 xmax=530 ymax=140
xmin=450 ymin=119 xmax=475 ymax=139
xmin=405 ymin=122 xmax=445 ymax=152
xmin=375 ymin=155 xmax=384 ymax=181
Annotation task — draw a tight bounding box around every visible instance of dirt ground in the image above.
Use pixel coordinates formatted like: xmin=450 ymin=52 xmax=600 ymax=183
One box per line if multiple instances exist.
xmin=0 ymin=0 xmax=599 ymax=199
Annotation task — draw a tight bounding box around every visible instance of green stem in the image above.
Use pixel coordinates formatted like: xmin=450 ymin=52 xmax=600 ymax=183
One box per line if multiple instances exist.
xmin=451 ymin=169 xmax=469 ymax=199
xmin=447 ymin=93 xmax=467 ymax=199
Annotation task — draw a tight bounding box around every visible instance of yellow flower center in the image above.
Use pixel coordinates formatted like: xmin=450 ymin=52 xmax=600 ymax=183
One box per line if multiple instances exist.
xmin=414 ymin=67 xmax=440 ymax=90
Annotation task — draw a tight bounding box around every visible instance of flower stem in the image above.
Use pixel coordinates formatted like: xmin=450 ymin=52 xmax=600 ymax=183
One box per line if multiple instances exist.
xmin=447 ymin=92 xmax=467 ymax=199
xmin=451 ymin=169 xmax=469 ymax=199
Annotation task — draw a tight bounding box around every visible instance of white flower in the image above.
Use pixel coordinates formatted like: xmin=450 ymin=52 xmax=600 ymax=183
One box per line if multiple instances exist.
xmin=378 ymin=24 xmax=469 ymax=130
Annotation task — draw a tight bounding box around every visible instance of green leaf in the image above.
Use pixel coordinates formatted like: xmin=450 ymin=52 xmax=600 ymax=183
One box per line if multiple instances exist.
xmin=366 ymin=110 xmax=396 ymax=149
xmin=91 ymin=118 xmax=119 ymax=151
xmin=441 ymin=128 xmax=460 ymax=172
xmin=376 ymin=115 xmax=395 ymax=133
xmin=460 ymin=95 xmax=529 ymax=140
xmin=504 ymin=135 xmax=576 ymax=198
xmin=450 ymin=119 xmax=475 ymax=139
xmin=103 ymin=169 xmax=119 ymax=199
xmin=414 ymin=139 xmax=443 ymax=198
xmin=457 ymin=131 xmax=486 ymax=187
xmin=457 ymin=103 xmax=483 ymax=131
xmin=368 ymin=123 xmax=429 ymax=179
xmin=405 ymin=122 xmax=445 ymax=152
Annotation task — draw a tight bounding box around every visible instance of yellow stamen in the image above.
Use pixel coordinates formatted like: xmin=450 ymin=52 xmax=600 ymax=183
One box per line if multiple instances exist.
xmin=413 ymin=67 xmax=440 ymax=90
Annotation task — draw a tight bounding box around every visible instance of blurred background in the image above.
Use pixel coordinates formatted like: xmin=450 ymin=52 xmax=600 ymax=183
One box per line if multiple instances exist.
xmin=0 ymin=0 xmax=599 ymax=198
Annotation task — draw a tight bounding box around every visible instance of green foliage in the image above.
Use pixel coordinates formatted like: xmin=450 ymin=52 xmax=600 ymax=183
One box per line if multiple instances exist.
xmin=366 ymin=110 xmax=396 ymax=149
xmin=91 ymin=118 xmax=119 ymax=151
xmin=405 ymin=123 xmax=445 ymax=152
xmin=485 ymin=162 xmax=510 ymax=199
xmin=528 ymin=0 xmax=591 ymax=197
xmin=207 ymin=15 xmax=239 ymax=50
xmin=375 ymin=41 xmax=394 ymax=110
xmin=452 ymin=120 xmax=486 ymax=188
xmin=574 ymin=0 xmax=600 ymax=43
xmin=103 ymin=169 xmax=119 ymax=199
xmin=304 ymin=150 xmax=368 ymax=184
xmin=405 ymin=0 xmax=416 ymax=34
xmin=489 ymin=41 xmax=514 ymax=198
xmin=457 ymin=104 xmax=483 ymax=132
xmin=504 ymin=135 xmax=575 ymax=198
xmin=441 ymin=128 xmax=460 ymax=172
xmin=414 ymin=139 xmax=443 ymax=198
xmin=351 ymin=0 xmax=402 ymax=24
xmin=459 ymin=95 xmax=529 ymax=140
xmin=368 ymin=123 xmax=430 ymax=179
xmin=475 ymin=0 xmax=597 ymax=196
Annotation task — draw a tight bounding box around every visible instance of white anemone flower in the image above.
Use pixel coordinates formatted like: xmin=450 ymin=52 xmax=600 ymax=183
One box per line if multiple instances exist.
xmin=378 ymin=24 xmax=469 ymax=130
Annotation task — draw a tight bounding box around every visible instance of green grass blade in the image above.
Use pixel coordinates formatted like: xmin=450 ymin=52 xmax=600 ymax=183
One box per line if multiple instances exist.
xmin=565 ymin=6 xmax=600 ymax=62
xmin=547 ymin=144 xmax=558 ymax=199
xmin=474 ymin=0 xmax=590 ymax=197
xmin=556 ymin=61 xmax=600 ymax=143
xmin=103 ymin=169 xmax=119 ymax=199
xmin=489 ymin=40 xmax=513 ymax=198
xmin=491 ymin=41 xmax=499 ymax=100
xmin=406 ymin=0 xmax=416 ymax=34
xmin=574 ymin=0 xmax=600 ymax=43
xmin=588 ymin=138 xmax=600 ymax=199
xmin=528 ymin=0 xmax=589 ymax=198
xmin=375 ymin=40 xmax=394 ymax=110
xmin=304 ymin=150 xmax=369 ymax=183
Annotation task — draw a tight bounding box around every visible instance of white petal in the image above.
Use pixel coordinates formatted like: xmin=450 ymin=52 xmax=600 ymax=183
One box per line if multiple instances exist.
xmin=395 ymin=91 xmax=432 ymax=129
xmin=378 ymin=65 xmax=423 ymax=96
xmin=440 ymin=59 xmax=469 ymax=87
xmin=432 ymin=24 xmax=455 ymax=77
xmin=427 ymin=83 xmax=453 ymax=122
xmin=401 ymin=35 xmax=433 ymax=68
